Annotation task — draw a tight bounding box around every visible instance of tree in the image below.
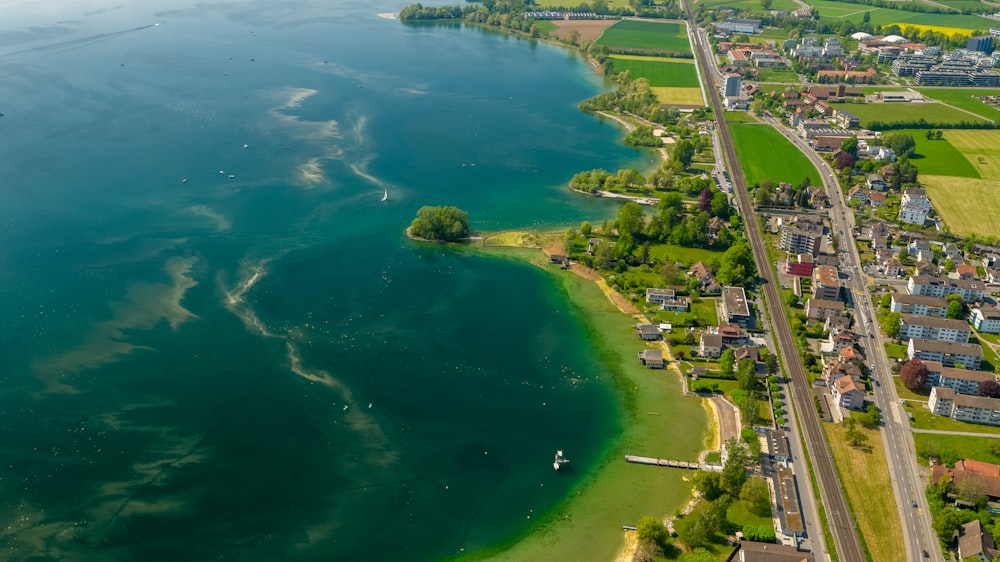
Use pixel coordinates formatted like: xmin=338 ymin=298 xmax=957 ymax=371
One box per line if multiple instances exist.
xmin=979 ymin=380 xmax=1000 ymax=398
xmin=719 ymin=349 xmax=736 ymax=378
xmin=567 ymin=29 xmax=580 ymax=46
xmin=841 ymin=136 xmax=859 ymax=156
xmin=765 ymin=353 xmax=779 ymax=376
xmin=672 ymin=139 xmax=695 ymax=169
xmin=946 ymin=299 xmax=965 ymax=320
xmin=698 ymin=187 xmax=713 ymax=212
xmin=860 ymin=403 xmax=881 ymax=429
xmin=580 ymin=221 xmax=593 ymax=237
xmin=863 ymin=10 xmax=870 ymax=22
xmin=717 ymin=240 xmax=757 ymax=287
xmin=693 ymin=470 xmax=724 ymax=501
xmin=844 ymin=418 xmax=869 ymax=449
xmin=900 ymin=358 xmax=930 ymax=391
xmin=616 ymin=202 xmax=645 ymax=238
xmin=636 ymin=516 xmax=670 ymax=561
xmin=737 ymin=358 xmax=756 ymax=392
xmin=409 ymin=206 xmax=470 ymax=241
xmin=884 ymin=133 xmax=916 ymax=159
xmin=740 ymin=477 xmax=772 ymax=517
xmin=721 ymin=438 xmax=750 ymax=496
xmin=954 ymin=475 xmax=988 ymax=508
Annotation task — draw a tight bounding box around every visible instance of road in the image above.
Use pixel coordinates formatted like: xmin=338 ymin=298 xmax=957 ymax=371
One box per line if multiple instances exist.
xmin=681 ymin=6 xmax=866 ymax=562
xmin=761 ymin=115 xmax=941 ymax=562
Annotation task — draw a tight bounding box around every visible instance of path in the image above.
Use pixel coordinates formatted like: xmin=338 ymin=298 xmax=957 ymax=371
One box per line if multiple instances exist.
xmin=911 ymin=428 xmax=1000 ymax=438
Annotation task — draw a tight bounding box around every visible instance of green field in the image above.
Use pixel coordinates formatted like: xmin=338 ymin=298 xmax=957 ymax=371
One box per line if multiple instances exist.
xmin=651 ymin=87 xmax=705 ymax=106
xmin=908 ymin=402 xmax=1000 ymax=434
xmin=697 ymin=0 xmax=800 ymax=13
xmin=596 ymin=20 xmax=691 ymax=53
xmin=804 ymin=0 xmax=996 ymax=29
xmin=755 ymin=67 xmax=800 ymax=82
xmin=647 ymin=242 xmax=724 ymax=266
xmin=915 ymin=433 xmax=1000 ymax=467
xmin=944 ymin=129 xmax=1000 ymax=180
xmin=608 ymin=55 xmax=700 ymax=87
xmin=729 ymin=124 xmax=818 ymax=186
xmin=886 ymin=129 xmax=980 ymax=178
xmin=919 ymin=89 xmax=1000 ymax=121
xmin=723 ymin=111 xmax=759 ymax=123
xmin=826 ymin=101 xmax=989 ymax=127
xmin=823 ymin=420 xmax=904 ymax=562
xmin=925 ymin=176 xmax=1000 ymax=238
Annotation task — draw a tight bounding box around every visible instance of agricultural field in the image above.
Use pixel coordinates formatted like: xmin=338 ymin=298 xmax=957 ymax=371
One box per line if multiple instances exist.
xmin=826 ymin=100 xmax=990 ymax=126
xmin=697 ymin=0 xmax=800 ymax=13
xmin=943 ymin=129 xmax=1000 ymax=179
xmin=822 ymin=420 xmax=905 ymax=562
xmin=728 ymin=123 xmax=818 ymax=186
xmin=607 ymin=55 xmax=701 ymax=87
xmin=804 ymin=0 xmax=995 ymax=29
xmin=546 ymin=19 xmax=617 ymax=43
xmin=919 ymin=88 xmax=1000 ymax=121
xmin=596 ymin=20 xmax=691 ymax=53
xmin=530 ymin=0 xmax=632 ymax=7
xmin=651 ymin=87 xmax=705 ymax=106
xmin=887 ymin=129 xmax=979 ymax=178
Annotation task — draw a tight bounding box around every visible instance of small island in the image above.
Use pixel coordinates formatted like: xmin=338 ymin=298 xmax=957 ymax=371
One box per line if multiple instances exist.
xmin=408 ymin=205 xmax=470 ymax=241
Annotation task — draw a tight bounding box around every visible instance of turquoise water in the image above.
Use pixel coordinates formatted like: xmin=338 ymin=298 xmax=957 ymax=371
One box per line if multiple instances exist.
xmin=0 ymin=2 xmax=655 ymax=560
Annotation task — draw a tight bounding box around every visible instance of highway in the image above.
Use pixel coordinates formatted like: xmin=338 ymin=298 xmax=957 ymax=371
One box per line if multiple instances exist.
xmin=681 ymin=5 xmax=866 ymax=561
xmin=761 ymin=114 xmax=941 ymax=561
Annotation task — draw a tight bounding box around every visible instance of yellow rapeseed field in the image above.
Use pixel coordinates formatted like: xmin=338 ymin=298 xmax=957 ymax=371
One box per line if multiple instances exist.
xmin=886 ymin=23 xmax=972 ymax=37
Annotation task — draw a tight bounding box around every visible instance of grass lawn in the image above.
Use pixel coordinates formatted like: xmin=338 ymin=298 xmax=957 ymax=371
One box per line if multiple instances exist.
xmin=826 ymin=101 xmax=989 ymax=127
xmin=892 ymin=376 xmax=930 ymax=402
xmin=484 ymin=265 xmax=709 ymax=561
xmin=919 ymin=89 xmax=1000 ymax=121
xmin=723 ymin=111 xmax=759 ymax=123
xmin=923 ymin=175 xmax=1000 ymax=238
xmin=729 ymin=123 xmax=818 ymax=186
xmin=805 ymin=0 xmax=996 ymax=29
xmin=943 ymin=129 xmax=1000 ymax=180
xmin=907 ymin=403 xmax=1000 ymax=435
xmin=822 ymin=419 xmax=904 ymax=562
xmin=607 ymin=56 xmax=700 ymax=88
xmin=653 ymin=87 xmax=705 ymax=106
xmin=915 ymin=433 xmax=1000 ymax=467
xmin=755 ymin=67 xmax=800 ymax=83
xmin=887 ymin=129 xmax=980 ymax=179
xmin=647 ymin=243 xmax=723 ymax=267
xmin=727 ymin=497 xmax=772 ymax=528
xmin=884 ymin=342 xmax=907 ymax=360
xmin=698 ymin=0 xmax=800 ymax=13
xmin=596 ymin=20 xmax=691 ymax=53
xmin=654 ymin=298 xmax=718 ymax=330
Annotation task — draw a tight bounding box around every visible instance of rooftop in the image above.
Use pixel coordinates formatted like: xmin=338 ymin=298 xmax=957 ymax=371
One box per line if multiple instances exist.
xmin=900 ymin=314 xmax=971 ymax=331
xmin=910 ymin=338 xmax=983 ymax=357
xmin=814 ymin=265 xmax=839 ymax=288
xmin=925 ymin=360 xmax=996 ymax=383
xmin=723 ymin=286 xmax=751 ymax=317
xmin=892 ymin=293 xmax=948 ymax=307
xmin=933 ymin=386 xmax=1000 ymax=410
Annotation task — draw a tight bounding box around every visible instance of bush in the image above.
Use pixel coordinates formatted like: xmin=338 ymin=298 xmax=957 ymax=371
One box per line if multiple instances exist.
xmin=900 ymin=358 xmax=930 ymax=392
xmin=742 ymin=524 xmax=776 ymax=542
xmin=409 ymin=206 xmax=470 ymax=241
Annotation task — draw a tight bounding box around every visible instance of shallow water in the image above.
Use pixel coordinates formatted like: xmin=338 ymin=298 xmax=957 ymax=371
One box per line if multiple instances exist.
xmin=0 ymin=1 xmax=655 ymax=559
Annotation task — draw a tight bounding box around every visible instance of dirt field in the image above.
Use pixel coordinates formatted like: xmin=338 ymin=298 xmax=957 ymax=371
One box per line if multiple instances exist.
xmin=549 ymin=19 xmax=618 ymax=42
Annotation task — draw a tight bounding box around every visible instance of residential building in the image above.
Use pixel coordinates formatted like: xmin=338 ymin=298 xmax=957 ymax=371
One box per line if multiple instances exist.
xmin=833 ymin=375 xmax=865 ymax=411
xmin=968 ymin=36 xmax=994 ymax=53
xmin=883 ymin=257 xmax=901 ymax=277
xmin=899 ymin=187 xmax=932 ymax=224
xmin=925 ymin=360 xmax=997 ymax=395
xmin=688 ymin=261 xmax=721 ymax=293
xmin=957 ymin=520 xmax=999 ymax=561
xmin=866 ymin=174 xmax=887 ymax=191
xmin=973 ymin=307 xmax=1000 ymax=333
xmin=636 ymin=323 xmax=660 ymax=341
xmin=890 ymin=293 xmax=948 ymax=318
xmin=869 ymin=191 xmax=886 ymax=207
xmin=734 ymin=345 xmax=759 ymax=364
xmin=907 ymin=338 xmax=982 ymax=370
xmin=779 ymin=224 xmax=822 ymax=256
xmin=700 ymin=333 xmax=723 ymax=358
xmin=932 ymin=459 xmax=1000 ymax=510
xmin=832 ymin=108 xmax=860 ymax=128
xmin=731 ymin=541 xmax=816 ymax=562
xmin=952 ymin=263 xmax=979 ymax=280
xmin=813 ymin=265 xmax=841 ymax=301
xmin=717 ymin=322 xmax=746 ymax=346
xmin=765 ymin=428 xmax=791 ymax=462
xmin=638 ymin=349 xmax=665 ymax=369
xmin=908 ymin=275 xmax=985 ymax=303
xmin=930 ymin=386 xmax=1000 ymax=426
xmin=646 ymin=288 xmax=689 ymax=312
xmin=721 ymin=286 xmax=752 ymax=327
xmin=847 ymin=185 xmax=868 ymax=204
xmin=805 ymin=297 xmax=845 ymax=321
xmin=899 ymin=314 xmax=972 ymax=343
xmin=826 ymin=329 xmax=857 ymax=353
xmin=784 ymin=253 xmax=815 ymax=276
xmin=825 ymin=356 xmax=863 ymax=386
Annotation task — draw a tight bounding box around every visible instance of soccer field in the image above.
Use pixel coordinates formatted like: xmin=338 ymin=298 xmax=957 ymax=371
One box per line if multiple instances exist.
xmin=596 ymin=20 xmax=691 ymax=53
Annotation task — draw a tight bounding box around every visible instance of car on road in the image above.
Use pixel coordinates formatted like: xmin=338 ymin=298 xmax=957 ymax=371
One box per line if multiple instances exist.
xmin=912 ymin=500 xmax=918 ymax=508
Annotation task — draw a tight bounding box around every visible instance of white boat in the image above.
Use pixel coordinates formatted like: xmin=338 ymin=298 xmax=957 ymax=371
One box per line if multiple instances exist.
xmin=553 ymin=450 xmax=569 ymax=471
xmin=380 ymin=188 xmax=388 ymax=202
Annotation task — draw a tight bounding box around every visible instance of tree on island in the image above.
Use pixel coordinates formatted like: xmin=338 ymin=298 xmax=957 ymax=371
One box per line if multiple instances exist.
xmin=409 ymin=206 xmax=470 ymax=241
xmin=900 ymin=358 xmax=929 ymax=392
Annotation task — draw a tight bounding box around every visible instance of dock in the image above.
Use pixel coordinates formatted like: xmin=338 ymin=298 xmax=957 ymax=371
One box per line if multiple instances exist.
xmin=624 ymin=455 xmax=722 ymax=471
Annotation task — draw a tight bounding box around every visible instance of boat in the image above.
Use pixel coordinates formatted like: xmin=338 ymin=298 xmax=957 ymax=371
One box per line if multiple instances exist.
xmin=380 ymin=188 xmax=388 ymax=202
xmin=553 ymin=450 xmax=569 ymax=471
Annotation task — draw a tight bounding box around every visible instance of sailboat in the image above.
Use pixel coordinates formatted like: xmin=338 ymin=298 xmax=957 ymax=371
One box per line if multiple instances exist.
xmin=553 ymin=450 xmax=570 ymax=471
xmin=381 ymin=188 xmax=388 ymax=202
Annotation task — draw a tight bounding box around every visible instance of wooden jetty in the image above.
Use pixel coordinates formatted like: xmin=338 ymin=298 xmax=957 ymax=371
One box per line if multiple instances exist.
xmin=624 ymin=455 xmax=722 ymax=472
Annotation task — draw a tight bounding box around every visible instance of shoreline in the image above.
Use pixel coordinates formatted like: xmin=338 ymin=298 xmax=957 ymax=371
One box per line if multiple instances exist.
xmin=437 ymin=233 xmax=716 ymax=561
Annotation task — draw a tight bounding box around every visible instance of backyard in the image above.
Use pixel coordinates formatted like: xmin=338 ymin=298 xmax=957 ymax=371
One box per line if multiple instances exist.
xmin=915 ymin=433 xmax=1000 ymax=467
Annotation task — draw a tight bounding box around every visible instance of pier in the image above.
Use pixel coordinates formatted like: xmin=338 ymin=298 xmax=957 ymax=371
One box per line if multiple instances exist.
xmin=624 ymin=455 xmax=722 ymax=471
